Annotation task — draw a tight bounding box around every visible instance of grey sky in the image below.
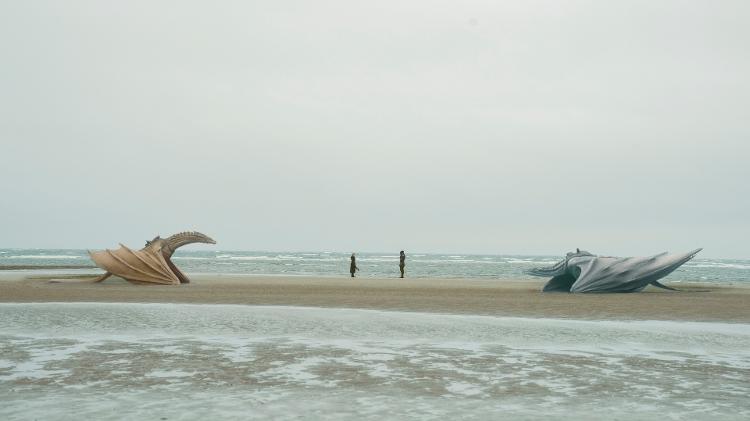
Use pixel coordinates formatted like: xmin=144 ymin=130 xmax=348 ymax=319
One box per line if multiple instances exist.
xmin=1 ymin=1 xmax=748 ymax=258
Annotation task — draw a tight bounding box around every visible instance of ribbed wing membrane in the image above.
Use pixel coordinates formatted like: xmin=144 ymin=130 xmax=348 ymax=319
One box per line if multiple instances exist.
xmin=89 ymin=244 xmax=179 ymax=285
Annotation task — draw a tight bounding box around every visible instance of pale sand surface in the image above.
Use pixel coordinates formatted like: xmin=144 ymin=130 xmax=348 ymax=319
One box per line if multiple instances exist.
xmin=1 ymin=273 xmax=748 ymax=322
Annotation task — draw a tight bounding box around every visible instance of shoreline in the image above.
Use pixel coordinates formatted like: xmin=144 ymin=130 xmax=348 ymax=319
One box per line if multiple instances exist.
xmin=0 ymin=265 xmax=96 ymax=271
xmin=1 ymin=273 xmax=748 ymax=323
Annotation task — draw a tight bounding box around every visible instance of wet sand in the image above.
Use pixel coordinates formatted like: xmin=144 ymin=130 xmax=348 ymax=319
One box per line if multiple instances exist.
xmin=0 ymin=265 xmax=95 ymax=270
xmin=0 ymin=273 xmax=748 ymax=322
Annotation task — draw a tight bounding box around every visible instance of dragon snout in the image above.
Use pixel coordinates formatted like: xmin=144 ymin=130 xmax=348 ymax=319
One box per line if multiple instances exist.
xmin=195 ymin=233 xmax=217 ymax=245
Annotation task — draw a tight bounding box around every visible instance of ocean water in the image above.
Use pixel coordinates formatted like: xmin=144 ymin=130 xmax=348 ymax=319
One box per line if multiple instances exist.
xmin=1 ymin=303 xmax=748 ymax=420
xmin=1 ymin=249 xmax=749 ymax=284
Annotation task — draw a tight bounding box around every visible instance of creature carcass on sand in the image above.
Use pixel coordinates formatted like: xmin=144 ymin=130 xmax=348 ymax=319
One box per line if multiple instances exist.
xmin=528 ymin=249 xmax=702 ymax=293
xmin=88 ymin=231 xmax=216 ymax=285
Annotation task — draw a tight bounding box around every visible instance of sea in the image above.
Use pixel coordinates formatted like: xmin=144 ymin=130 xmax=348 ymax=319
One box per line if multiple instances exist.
xmin=1 ymin=250 xmax=749 ymax=419
xmin=1 ymin=304 xmax=748 ymax=420
xmin=1 ymin=249 xmax=749 ymax=284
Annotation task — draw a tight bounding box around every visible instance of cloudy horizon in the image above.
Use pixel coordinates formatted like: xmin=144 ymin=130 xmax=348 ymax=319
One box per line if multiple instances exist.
xmin=1 ymin=1 xmax=748 ymax=259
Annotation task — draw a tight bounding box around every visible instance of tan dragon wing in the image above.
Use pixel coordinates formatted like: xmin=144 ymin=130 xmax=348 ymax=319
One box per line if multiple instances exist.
xmin=88 ymin=243 xmax=179 ymax=285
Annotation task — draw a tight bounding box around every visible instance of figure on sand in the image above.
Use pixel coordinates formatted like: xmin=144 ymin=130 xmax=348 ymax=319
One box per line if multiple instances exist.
xmin=399 ymin=250 xmax=406 ymax=278
xmin=350 ymin=253 xmax=359 ymax=277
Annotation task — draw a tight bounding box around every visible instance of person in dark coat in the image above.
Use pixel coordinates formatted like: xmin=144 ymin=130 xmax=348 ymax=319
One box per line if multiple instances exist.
xmin=399 ymin=250 xmax=406 ymax=278
xmin=350 ymin=253 xmax=359 ymax=277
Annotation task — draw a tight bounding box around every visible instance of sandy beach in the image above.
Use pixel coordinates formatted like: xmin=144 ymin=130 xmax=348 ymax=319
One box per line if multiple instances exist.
xmin=1 ymin=273 xmax=747 ymax=322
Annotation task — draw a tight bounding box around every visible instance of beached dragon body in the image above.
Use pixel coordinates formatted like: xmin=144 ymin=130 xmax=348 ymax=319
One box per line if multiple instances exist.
xmin=89 ymin=231 xmax=216 ymax=285
xmin=528 ymin=249 xmax=702 ymax=293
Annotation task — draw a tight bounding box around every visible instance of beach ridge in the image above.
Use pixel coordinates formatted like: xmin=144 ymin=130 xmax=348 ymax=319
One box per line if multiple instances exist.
xmin=1 ymin=274 xmax=747 ymax=323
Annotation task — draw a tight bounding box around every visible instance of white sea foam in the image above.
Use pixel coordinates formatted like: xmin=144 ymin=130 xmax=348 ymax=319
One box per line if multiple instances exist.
xmin=0 ymin=303 xmax=748 ymax=420
xmin=277 ymin=255 xmax=304 ymax=260
xmin=4 ymin=255 xmax=81 ymax=259
xmin=171 ymin=256 xmax=213 ymax=260
xmin=216 ymin=255 xmax=270 ymax=260
xmin=504 ymin=258 xmax=559 ymax=265
xmin=687 ymin=263 xmax=750 ymax=270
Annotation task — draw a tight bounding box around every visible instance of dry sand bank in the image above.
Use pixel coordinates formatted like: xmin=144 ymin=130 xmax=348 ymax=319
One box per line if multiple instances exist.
xmin=1 ymin=273 xmax=748 ymax=322
xmin=0 ymin=265 xmax=95 ymax=270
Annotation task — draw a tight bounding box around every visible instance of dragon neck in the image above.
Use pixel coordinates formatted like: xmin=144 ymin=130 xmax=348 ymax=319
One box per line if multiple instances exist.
xmin=163 ymin=232 xmax=208 ymax=257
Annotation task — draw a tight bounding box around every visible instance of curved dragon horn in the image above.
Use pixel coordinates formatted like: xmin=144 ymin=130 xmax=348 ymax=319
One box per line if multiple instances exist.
xmin=165 ymin=231 xmax=216 ymax=251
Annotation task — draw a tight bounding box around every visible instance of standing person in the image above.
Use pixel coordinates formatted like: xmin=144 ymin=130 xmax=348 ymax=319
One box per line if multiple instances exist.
xmin=399 ymin=250 xmax=406 ymax=278
xmin=350 ymin=253 xmax=359 ymax=277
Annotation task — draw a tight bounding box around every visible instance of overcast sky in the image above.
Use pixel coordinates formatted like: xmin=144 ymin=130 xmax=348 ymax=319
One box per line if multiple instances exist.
xmin=1 ymin=1 xmax=748 ymax=258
